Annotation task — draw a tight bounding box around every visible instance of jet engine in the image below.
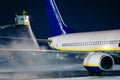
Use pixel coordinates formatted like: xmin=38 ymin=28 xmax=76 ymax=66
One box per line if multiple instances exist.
xmin=83 ymin=52 xmax=114 ymax=74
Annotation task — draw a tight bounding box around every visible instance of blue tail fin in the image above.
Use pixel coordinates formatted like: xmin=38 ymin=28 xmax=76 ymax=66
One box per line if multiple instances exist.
xmin=46 ymin=0 xmax=75 ymax=37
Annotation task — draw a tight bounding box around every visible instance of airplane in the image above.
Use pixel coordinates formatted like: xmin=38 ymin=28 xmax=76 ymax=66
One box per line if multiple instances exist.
xmin=45 ymin=0 xmax=120 ymax=76
xmin=0 ymin=0 xmax=120 ymax=76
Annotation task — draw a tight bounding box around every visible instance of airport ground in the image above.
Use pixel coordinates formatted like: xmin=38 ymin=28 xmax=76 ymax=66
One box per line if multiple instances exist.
xmin=0 ymin=52 xmax=119 ymax=80
xmin=0 ymin=70 xmax=120 ymax=80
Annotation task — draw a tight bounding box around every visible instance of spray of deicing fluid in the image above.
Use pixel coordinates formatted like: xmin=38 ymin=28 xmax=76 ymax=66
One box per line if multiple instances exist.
xmin=27 ymin=21 xmax=39 ymax=49
xmin=14 ymin=10 xmax=39 ymax=49
xmin=24 ymin=10 xmax=39 ymax=49
xmin=0 ymin=11 xmax=85 ymax=79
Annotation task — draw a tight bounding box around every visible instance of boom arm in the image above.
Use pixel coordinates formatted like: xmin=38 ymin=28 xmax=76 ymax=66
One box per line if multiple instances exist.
xmin=0 ymin=24 xmax=15 ymax=29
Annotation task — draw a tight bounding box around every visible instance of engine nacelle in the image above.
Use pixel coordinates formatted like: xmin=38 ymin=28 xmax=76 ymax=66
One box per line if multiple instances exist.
xmin=83 ymin=52 xmax=114 ymax=72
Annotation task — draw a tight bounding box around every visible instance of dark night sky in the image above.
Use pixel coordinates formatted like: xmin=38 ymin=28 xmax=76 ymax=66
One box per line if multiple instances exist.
xmin=0 ymin=0 xmax=120 ymax=39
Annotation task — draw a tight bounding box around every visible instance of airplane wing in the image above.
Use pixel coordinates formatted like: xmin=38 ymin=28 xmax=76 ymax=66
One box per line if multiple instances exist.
xmin=0 ymin=48 xmax=80 ymax=53
xmin=0 ymin=48 xmax=87 ymax=60
xmin=0 ymin=48 xmax=118 ymax=60
xmin=0 ymin=48 xmax=60 ymax=52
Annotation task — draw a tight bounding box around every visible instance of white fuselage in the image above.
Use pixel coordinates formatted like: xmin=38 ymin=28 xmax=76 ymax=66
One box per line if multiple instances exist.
xmin=48 ymin=29 xmax=120 ymax=52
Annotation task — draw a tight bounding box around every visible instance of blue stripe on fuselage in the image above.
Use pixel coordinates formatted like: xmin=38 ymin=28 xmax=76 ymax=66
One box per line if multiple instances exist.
xmin=84 ymin=66 xmax=101 ymax=72
xmin=118 ymin=43 xmax=120 ymax=47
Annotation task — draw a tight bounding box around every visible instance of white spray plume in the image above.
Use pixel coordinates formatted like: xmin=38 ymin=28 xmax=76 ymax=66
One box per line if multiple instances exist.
xmin=0 ymin=22 xmax=84 ymax=79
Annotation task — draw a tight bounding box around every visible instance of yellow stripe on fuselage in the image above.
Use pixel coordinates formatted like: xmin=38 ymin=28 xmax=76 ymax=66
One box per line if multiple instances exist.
xmin=83 ymin=64 xmax=99 ymax=67
xmin=52 ymin=46 xmax=120 ymax=52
